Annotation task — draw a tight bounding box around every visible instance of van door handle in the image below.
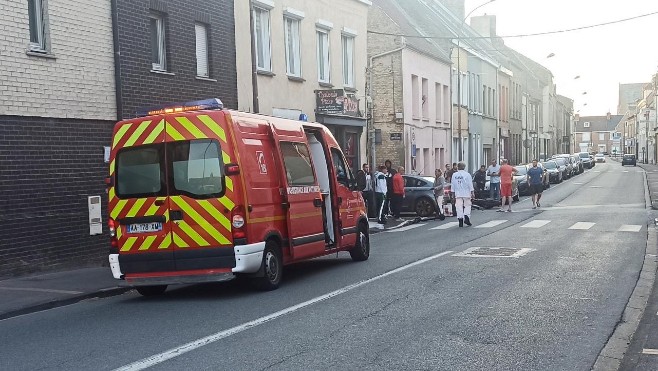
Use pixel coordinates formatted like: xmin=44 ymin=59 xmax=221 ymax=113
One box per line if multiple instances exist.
xmin=155 ymin=199 xmax=166 ymax=206
xmin=313 ymin=198 xmax=323 ymax=207
xmin=170 ymin=210 xmax=183 ymax=221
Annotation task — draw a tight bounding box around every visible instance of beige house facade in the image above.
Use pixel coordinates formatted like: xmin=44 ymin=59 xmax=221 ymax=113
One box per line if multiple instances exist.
xmin=235 ymin=0 xmax=371 ymax=172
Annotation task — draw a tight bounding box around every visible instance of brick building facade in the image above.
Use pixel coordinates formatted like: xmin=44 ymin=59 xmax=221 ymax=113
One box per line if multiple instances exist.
xmin=0 ymin=0 xmax=116 ymax=276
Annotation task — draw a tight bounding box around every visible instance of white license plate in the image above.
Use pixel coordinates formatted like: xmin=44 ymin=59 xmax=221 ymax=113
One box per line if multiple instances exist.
xmin=127 ymin=222 xmax=162 ymax=234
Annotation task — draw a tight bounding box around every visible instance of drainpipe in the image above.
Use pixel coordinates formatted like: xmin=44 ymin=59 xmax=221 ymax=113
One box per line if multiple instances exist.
xmin=111 ymin=0 xmax=123 ymax=120
xmin=248 ymin=4 xmax=259 ymax=113
xmin=367 ymin=41 xmax=406 ymax=168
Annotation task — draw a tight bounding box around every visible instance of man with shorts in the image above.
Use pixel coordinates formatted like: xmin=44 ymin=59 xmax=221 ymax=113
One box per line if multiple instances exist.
xmin=526 ymin=159 xmax=544 ymax=209
xmin=497 ymin=159 xmax=518 ymax=212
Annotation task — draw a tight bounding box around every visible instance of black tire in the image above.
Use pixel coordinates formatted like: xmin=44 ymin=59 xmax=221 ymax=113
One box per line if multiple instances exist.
xmin=414 ymin=197 xmax=435 ymax=217
xmin=349 ymin=222 xmax=370 ymax=262
xmin=513 ymin=193 xmax=519 ymax=202
xmin=136 ymin=285 xmax=167 ymax=296
xmin=252 ymin=240 xmax=283 ymax=291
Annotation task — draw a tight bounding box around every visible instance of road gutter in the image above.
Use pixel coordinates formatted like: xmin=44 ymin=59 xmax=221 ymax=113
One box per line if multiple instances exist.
xmin=592 ymin=169 xmax=658 ymax=370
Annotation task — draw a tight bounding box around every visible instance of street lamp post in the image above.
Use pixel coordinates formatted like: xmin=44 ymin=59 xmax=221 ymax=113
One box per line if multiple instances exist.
xmin=456 ymin=0 xmax=495 ymax=163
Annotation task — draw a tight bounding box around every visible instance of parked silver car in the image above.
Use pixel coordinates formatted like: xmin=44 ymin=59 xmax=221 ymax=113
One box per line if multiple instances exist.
xmin=401 ymin=175 xmax=439 ymax=217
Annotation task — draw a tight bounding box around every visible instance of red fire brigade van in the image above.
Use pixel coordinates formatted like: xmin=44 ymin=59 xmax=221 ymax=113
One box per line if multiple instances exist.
xmin=106 ymin=99 xmax=369 ymax=295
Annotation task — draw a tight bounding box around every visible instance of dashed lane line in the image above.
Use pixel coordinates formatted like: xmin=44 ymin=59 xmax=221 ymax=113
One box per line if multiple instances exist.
xmin=475 ymin=220 xmax=508 ymax=228
xmin=520 ymin=220 xmax=551 ymax=229
xmin=568 ymin=222 xmax=595 ymax=230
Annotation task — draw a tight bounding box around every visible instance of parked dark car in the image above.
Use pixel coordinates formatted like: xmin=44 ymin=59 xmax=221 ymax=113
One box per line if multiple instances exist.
xmin=579 ymin=152 xmax=593 ymax=169
xmin=514 ymin=165 xmax=530 ymax=196
xmin=621 ymin=154 xmax=637 ymax=166
xmin=484 ymin=175 xmax=519 ymax=202
xmin=570 ymin=154 xmax=583 ymax=174
xmin=553 ymin=154 xmax=575 ymax=177
xmin=542 ymin=160 xmax=563 ymax=183
xmin=401 ymin=175 xmax=439 ymax=217
xmin=553 ymin=157 xmax=570 ymax=179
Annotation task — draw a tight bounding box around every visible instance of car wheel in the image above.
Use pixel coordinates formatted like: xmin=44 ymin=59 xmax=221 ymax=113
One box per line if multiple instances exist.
xmin=136 ymin=285 xmax=167 ymax=297
xmin=252 ymin=240 xmax=282 ymax=291
xmin=414 ymin=197 xmax=435 ymax=217
xmin=513 ymin=193 xmax=519 ymax=202
xmin=349 ymin=222 xmax=370 ymax=262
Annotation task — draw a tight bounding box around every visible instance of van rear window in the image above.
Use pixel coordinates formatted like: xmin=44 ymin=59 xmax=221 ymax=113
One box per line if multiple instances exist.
xmin=169 ymin=140 xmax=224 ymax=198
xmin=116 ymin=145 xmax=165 ymax=198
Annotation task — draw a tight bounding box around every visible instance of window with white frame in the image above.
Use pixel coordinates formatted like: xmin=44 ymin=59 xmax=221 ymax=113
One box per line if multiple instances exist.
xmin=150 ymin=13 xmax=167 ymax=71
xmin=317 ymin=29 xmax=330 ymax=83
xmin=599 ymin=132 xmax=605 ymax=141
xmin=284 ymin=16 xmax=301 ymax=77
xmin=583 ymin=121 xmax=590 ymax=128
xmin=253 ymin=7 xmax=272 ymax=72
xmin=342 ymin=34 xmax=355 ymax=87
xmin=28 ymin=0 xmax=46 ymax=51
xmin=195 ymin=23 xmax=209 ymax=77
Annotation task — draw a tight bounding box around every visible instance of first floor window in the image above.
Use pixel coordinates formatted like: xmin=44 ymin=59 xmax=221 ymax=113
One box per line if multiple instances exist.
xmin=28 ymin=0 xmax=45 ymax=51
xmin=253 ymin=7 xmax=272 ymax=71
xmin=317 ymin=29 xmax=330 ymax=83
xmin=150 ymin=13 xmax=167 ymax=71
xmin=342 ymin=34 xmax=354 ymax=87
xmin=284 ymin=17 xmax=301 ymax=77
xmin=195 ymin=23 xmax=209 ymax=77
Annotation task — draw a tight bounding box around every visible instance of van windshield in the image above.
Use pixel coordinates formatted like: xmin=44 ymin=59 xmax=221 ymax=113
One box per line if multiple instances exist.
xmin=116 ymin=144 xmax=166 ymax=198
xmin=579 ymin=153 xmax=589 ymax=159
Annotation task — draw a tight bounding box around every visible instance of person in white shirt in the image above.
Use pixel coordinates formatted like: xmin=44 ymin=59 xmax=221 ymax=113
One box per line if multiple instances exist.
xmin=374 ymin=165 xmax=388 ymax=224
xmin=487 ymin=159 xmax=501 ymax=201
xmin=450 ymin=162 xmax=475 ymax=227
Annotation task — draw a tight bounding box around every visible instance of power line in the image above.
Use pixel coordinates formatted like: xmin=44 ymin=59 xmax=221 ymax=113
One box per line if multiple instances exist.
xmin=367 ymin=10 xmax=658 ymax=40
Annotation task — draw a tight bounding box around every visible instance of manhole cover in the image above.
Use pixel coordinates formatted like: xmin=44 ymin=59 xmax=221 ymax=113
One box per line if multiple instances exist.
xmin=452 ymin=247 xmax=533 ymax=258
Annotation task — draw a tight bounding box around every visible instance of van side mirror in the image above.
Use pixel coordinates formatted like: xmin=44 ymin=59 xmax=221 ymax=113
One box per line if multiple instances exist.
xmin=225 ymin=163 xmax=240 ymax=176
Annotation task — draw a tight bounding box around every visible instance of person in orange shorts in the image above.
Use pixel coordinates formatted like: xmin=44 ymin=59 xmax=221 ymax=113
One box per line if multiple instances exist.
xmin=497 ymin=159 xmax=518 ymax=212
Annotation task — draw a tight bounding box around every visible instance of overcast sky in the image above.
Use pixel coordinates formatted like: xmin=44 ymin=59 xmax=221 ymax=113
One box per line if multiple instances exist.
xmin=464 ymin=0 xmax=658 ymax=116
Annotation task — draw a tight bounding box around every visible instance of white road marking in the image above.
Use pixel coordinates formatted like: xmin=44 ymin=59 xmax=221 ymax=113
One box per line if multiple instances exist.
xmin=475 ymin=220 xmax=507 ymax=228
xmin=589 ymin=186 xmax=602 ymax=188
xmin=452 ymin=247 xmax=533 ymax=258
xmin=618 ymin=225 xmax=642 ymax=232
xmin=113 ymin=251 xmax=455 ymax=371
xmin=568 ymin=222 xmax=595 ymax=230
xmin=430 ymin=222 xmax=459 ymax=230
xmin=623 ymin=171 xmax=629 ymax=173
xmin=642 ymin=348 xmax=658 ymax=355
xmin=520 ymin=220 xmax=551 ymax=228
xmin=0 ymin=287 xmax=82 ymax=295
xmin=386 ymin=223 xmax=426 ymax=233
xmin=573 ymin=182 xmax=584 ymax=185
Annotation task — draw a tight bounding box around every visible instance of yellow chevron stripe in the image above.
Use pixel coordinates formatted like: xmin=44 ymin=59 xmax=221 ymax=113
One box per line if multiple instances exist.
xmin=225 ymin=177 xmax=233 ymax=192
xmin=125 ymin=198 xmax=147 ymax=218
xmin=198 ymin=200 xmax=231 ymax=231
xmin=120 ymin=237 xmax=137 ymax=252
xmin=109 ymin=159 xmax=115 ymax=176
xmin=171 ymin=197 xmax=229 ymax=245
xmin=172 ymin=232 xmax=189 ymax=248
xmin=222 ymin=151 xmax=231 ymax=164
xmin=138 ymin=235 xmax=157 ymax=251
xmin=158 ymin=236 xmax=171 ymax=249
xmin=112 ymin=124 xmax=131 ymax=148
xmin=124 ymin=120 xmax=152 ymax=148
xmin=110 ymin=199 xmax=129 ymax=220
xmin=166 ymin=123 xmax=185 ymax=141
xmin=143 ymin=119 xmax=164 ymax=144
xmin=197 ymin=115 xmax=227 ymax=142
xmin=116 ymin=226 xmax=122 ymax=240
xmin=218 ymin=196 xmax=235 ymax=212
xmin=108 ymin=187 xmax=116 ymax=202
xmin=177 ymin=221 xmax=210 ymax=246
xmin=176 ymin=117 xmax=207 ymax=139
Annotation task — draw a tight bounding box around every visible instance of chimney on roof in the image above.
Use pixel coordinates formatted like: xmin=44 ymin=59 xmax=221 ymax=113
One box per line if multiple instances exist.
xmin=439 ymin=0 xmax=465 ymax=21
xmin=470 ymin=14 xmax=497 ymax=38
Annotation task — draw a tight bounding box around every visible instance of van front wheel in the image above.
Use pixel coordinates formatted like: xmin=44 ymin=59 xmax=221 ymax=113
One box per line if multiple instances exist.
xmin=136 ymin=285 xmax=167 ymax=296
xmin=349 ymin=223 xmax=370 ymax=262
xmin=252 ymin=240 xmax=282 ymax=291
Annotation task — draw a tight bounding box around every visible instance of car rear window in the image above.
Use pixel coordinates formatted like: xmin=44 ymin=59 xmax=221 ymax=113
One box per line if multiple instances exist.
xmin=579 ymin=153 xmax=589 ymax=159
xmin=543 ymin=161 xmax=557 ymax=169
xmin=169 ymin=139 xmax=224 ymax=198
xmin=116 ymin=144 xmax=165 ymax=198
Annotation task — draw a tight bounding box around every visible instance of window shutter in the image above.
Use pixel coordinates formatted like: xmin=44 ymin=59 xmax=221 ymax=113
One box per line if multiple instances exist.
xmin=195 ymin=24 xmax=209 ymax=77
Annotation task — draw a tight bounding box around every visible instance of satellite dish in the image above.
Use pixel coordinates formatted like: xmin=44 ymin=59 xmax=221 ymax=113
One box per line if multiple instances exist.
xmin=523 ymin=139 xmax=532 ymax=148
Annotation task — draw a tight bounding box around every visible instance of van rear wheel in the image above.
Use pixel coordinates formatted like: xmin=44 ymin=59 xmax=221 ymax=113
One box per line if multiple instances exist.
xmin=136 ymin=285 xmax=167 ymax=296
xmin=349 ymin=222 xmax=370 ymax=262
xmin=252 ymin=240 xmax=282 ymax=291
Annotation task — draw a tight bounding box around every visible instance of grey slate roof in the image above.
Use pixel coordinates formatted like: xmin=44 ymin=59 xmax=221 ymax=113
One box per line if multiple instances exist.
xmin=575 ymin=115 xmax=623 ymax=132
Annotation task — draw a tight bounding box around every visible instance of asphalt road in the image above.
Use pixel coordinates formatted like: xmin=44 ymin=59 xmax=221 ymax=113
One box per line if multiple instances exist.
xmin=0 ymin=161 xmax=649 ymax=371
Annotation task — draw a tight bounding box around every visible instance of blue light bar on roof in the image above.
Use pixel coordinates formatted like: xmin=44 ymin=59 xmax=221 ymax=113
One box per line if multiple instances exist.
xmin=136 ymin=98 xmax=224 ymax=117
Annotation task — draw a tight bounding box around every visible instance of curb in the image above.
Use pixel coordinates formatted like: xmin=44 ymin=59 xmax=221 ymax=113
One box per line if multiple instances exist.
xmin=0 ymin=286 xmax=133 ymax=321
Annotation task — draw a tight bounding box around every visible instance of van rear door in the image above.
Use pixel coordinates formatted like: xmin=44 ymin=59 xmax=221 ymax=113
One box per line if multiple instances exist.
xmin=270 ymin=123 xmax=326 ymax=260
xmin=111 ymin=117 xmax=174 ymax=273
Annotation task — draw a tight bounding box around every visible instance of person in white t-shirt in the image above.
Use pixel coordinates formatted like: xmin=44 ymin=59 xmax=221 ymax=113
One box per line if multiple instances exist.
xmin=450 ymin=162 xmax=475 ymax=227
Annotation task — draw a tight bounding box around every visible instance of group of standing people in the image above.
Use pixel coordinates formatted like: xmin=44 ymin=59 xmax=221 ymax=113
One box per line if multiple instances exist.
xmin=356 ymin=160 xmax=405 ymax=225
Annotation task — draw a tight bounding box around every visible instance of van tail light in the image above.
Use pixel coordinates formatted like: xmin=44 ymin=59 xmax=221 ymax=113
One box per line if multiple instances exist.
xmin=109 ymin=218 xmax=118 ymax=248
xmin=231 ymin=206 xmax=246 ymax=240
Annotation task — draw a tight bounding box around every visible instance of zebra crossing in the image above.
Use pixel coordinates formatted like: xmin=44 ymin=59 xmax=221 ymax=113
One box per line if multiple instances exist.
xmin=385 ymin=219 xmax=643 ymax=233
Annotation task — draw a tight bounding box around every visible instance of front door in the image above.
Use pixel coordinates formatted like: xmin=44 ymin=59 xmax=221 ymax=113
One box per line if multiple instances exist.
xmin=270 ymin=125 xmax=326 ymax=260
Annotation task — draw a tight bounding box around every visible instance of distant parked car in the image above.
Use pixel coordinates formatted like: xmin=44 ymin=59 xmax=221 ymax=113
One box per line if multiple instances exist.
xmin=401 ymin=175 xmax=439 ymax=217
xmin=553 ymin=157 xmax=571 ymax=179
xmin=484 ymin=175 xmax=519 ymax=202
xmin=594 ymin=153 xmax=606 ymax=163
xmin=621 ymin=154 xmax=637 ymax=166
xmin=514 ymin=165 xmax=530 ymax=196
xmin=542 ymin=160 xmax=563 ymax=183
xmin=578 ymin=152 xmax=593 ymax=169
xmin=570 ymin=154 xmax=583 ymax=174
